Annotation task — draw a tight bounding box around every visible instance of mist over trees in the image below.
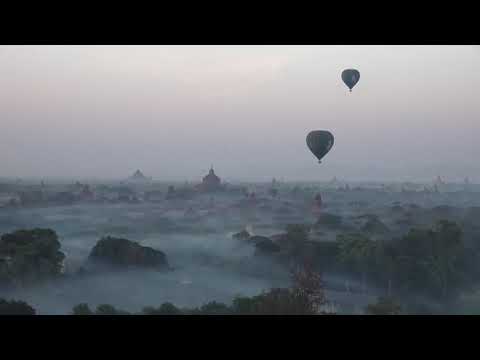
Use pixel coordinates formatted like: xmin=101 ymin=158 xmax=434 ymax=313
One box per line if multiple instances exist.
xmin=70 ymin=263 xmax=330 ymax=315
xmin=0 ymin=229 xmax=65 ymax=288
xmin=2 ymin=177 xmax=480 ymax=314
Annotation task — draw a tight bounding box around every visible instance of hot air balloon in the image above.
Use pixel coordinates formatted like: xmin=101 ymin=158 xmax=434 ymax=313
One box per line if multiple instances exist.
xmin=306 ymin=130 xmax=334 ymax=163
xmin=341 ymin=69 xmax=360 ymax=92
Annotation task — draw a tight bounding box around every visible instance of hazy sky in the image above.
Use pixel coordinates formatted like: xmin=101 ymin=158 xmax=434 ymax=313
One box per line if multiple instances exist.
xmin=1 ymin=45 xmax=479 ymax=182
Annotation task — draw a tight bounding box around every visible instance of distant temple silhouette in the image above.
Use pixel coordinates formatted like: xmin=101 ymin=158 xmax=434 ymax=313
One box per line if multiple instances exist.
xmin=132 ymin=170 xmax=145 ymax=178
xmin=197 ymin=166 xmax=223 ymax=192
xmin=128 ymin=170 xmax=150 ymax=182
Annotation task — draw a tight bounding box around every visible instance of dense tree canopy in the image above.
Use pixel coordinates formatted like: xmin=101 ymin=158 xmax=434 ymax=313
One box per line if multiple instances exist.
xmin=365 ymin=297 xmax=402 ymax=315
xmin=71 ymin=263 xmax=332 ymax=315
xmin=0 ymin=228 xmax=65 ymax=287
xmin=0 ymin=298 xmax=36 ymax=315
xmin=333 ymin=220 xmax=469 ymax=299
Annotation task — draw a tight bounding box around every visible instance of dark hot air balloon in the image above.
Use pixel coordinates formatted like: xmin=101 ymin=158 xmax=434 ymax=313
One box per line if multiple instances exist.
xmin=306 ymin=130 xmax=334 ymax=163
xmin=341 ymin=69 xmax=360 ymax=92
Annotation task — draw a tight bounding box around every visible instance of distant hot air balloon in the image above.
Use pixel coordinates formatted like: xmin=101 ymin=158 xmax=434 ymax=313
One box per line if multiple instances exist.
xmin=306 ymin=130 xmax=334 ymax=163
xmin=341 ymin=69 xmax=360 ymax=92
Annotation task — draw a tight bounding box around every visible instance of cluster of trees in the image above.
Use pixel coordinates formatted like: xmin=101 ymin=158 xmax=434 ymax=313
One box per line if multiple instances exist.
xmin=0 ymin=252 xmax=405 ymax=315
xmin=364 ymin=297 xmax=402 ymax=315
xmin=72 ymin=264 xmax=331 ymax=315
xmin=88 ymin=236 xmax=169 ymax=270
xmin=2 ymin=218 xmax=476 ymax=314
xmin=0 ymin=298 xmax=36 ymax=315
xmin=335 ymin=220 xmax=473 ymax=300
xmin=0 ymin=229 xmax=173 ymax=289
xmin=276 ymin=218 xmax=479 ymax=310
xmin=0 ymin=229 xmax=65 ymax=288
xmin=0 ymin=293 xmax=402 ymax=315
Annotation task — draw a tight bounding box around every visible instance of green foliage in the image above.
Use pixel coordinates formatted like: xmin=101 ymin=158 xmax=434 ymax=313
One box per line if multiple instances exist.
xmin=95 ymin=304 xmax=130 ymax=315
xmin=337 ymin=233 xmax=380 ymax=275
xmin=0 ymin=298 xmax=36 ymax=315
xmin=231 ymin=296 xmax=258 ymax=314
xmin=290 ymin=264 xmax=327 ymax=313
xmin=336 ymin=220 xmax=468 ymax=299
xmin=285 ymin=224 xmax=310 ymax=260
xmin=286 ymin=224 xmax=309 ymax=243
xmin=365 ymin=297 xmax=402 ymax=315
xmin=72 ymin=303 xmax=93 ymax=315
xmin=308 ymin=241 xmax=341 ymax=271
xmin=142 ymin=302 xmax=182 ymax=315
xmin=88 ymin=236 xmax=168 ymax=269
xmin=361 ymin=216 xmax=390 ymax=235
xmin=393 ymin=220 xmax=465 ymax=298
xmin=197 ymin=301 xmax=232 ymax=315
xmin=0 ymin=228 xmax=61 ymax=257
xmin=70 ymin=265 xmax=329 ymax=316
xmin=268 ymin=188 xmax=278 ymax=198
xmin=232 ymin=288 xmax=312 ymax=315
xmin=72 ymin=303 xmax=130 ymax=315
xmin=232 ymin=265 xmax=327 ymax=315
xmin=0 ymin=228 xmax=65 ymax=286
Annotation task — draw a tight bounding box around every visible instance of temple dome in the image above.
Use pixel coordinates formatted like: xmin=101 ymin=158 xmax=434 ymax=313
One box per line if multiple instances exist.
xmin=198 ymin=166 xmax=222 ymax=192
xmin=203 ymin=168 xmax=220 ymax=184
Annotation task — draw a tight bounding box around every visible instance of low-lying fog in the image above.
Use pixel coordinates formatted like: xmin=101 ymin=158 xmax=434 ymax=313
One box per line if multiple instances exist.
xmin=0 ymin=203 xmax=291 ymax=314
xmin=2 ymin=180 xmax=479 ymax=314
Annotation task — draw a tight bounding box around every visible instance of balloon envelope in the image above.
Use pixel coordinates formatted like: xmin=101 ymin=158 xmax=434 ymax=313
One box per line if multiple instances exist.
xmin=342 ymin=69 xmax=360 ymax=91
xmin=306 ymin=131 xmax=334 ymax=163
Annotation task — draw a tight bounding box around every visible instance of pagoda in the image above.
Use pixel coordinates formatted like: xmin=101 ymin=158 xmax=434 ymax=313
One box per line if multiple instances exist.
xmin=197 ymin=166 xmax=223 ymax=192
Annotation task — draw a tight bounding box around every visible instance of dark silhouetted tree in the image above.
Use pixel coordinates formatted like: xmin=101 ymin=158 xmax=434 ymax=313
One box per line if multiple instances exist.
xmin=0 ymin=298 xmax=36 ymax=315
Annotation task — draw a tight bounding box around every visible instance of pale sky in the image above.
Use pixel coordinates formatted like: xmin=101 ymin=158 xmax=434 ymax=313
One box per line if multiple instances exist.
xmin=0 ymin=45 xmax=479 ymax=183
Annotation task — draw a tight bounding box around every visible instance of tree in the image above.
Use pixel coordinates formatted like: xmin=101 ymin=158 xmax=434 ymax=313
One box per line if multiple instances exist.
xmin=365 ymin=297 xmax=402 ymax=315
xmin=376 ymin=242 xmax=398 ymax=297
xmin=286 ymin=224 xmax=309 ymax=242
xmin=197 ymin=301 xmax=232 ymax=315
xmin=88 ymin=236 xmax=168 ymax=269
xmin=269 ymin=188 xmax=278 ymax=198
xmin=285 ymin=224 xmax=310 ymax=261
xmin=142 ymin=302 xmax=182 ymax=315
xmin=255 ymin=288 xmax=309 ymax=315
xmin=337 ymin=233 xmax=379 ymax=292
xmin=72 ymin=303 xmax=93 ymax=315
xmin=424 ymin=220 xmax=464 ymax=299
xmin=71 ymin=303 xmax=130 ymax=315
xmin=290 ymin=262 xmax=327 ymax=314
xmin=392 ymin=220 xmax=466 ymax=299
xmin=0 ymin=228 xmax=66 ymax=287
xmin=232 ymin=296 xmax=258 ymax=314
xmin=231 ymin=262 xmax=329 ymax=315
xmin=231 ymin=289 xmax=309 ymax=315
xmin=360 ymin=215 xmax=390 ymax=235
xmin=95 ymin=304 xmax=130 ymax=315
xmin=0 ymin=298 xmax=36 ymax=315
